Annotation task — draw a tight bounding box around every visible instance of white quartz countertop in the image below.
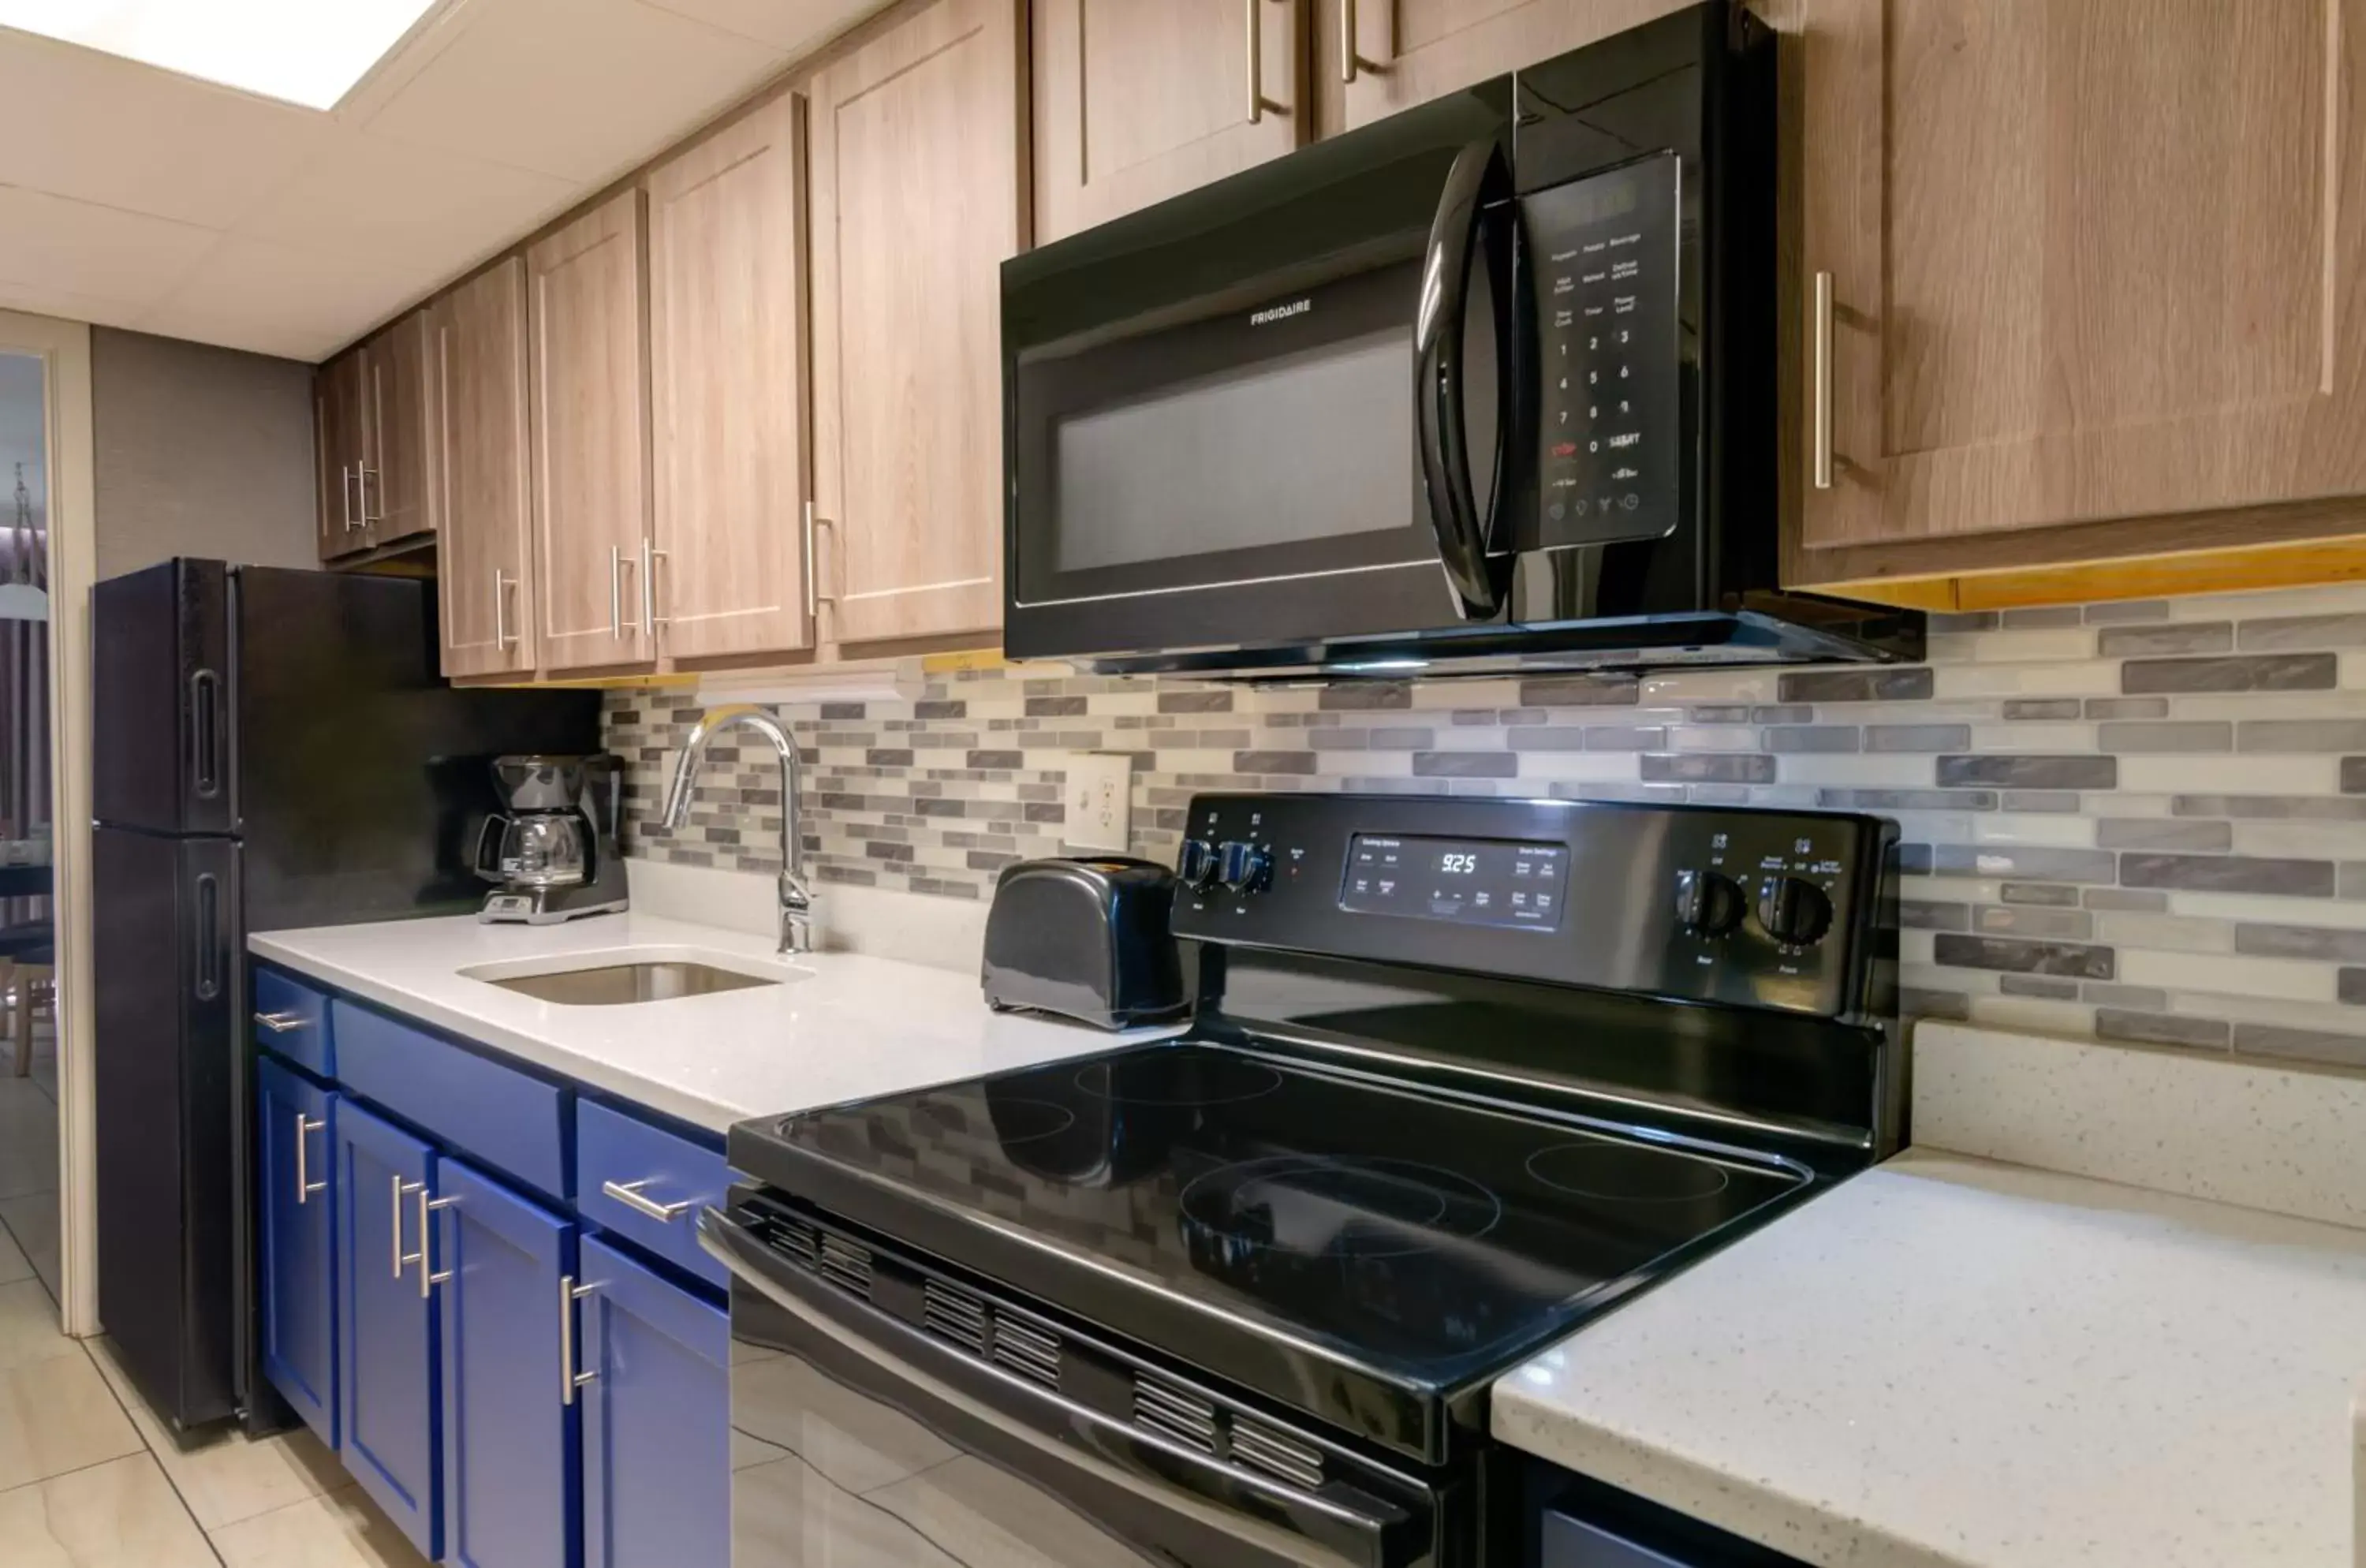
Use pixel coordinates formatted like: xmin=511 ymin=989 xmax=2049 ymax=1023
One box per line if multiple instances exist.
xmin=1493 ymin=1147 xmax=2366 ymax=1568
xmin=250 ymin=912 xmax=1176 ymax=1133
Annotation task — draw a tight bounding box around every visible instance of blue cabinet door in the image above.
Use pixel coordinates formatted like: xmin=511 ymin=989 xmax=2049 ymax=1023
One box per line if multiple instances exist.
xmin=579 ymin=1236 xmax=729 ymax=1568
xmin=256 ymin=1058 xmax=336 ymax=1447
xmin=334 ymin=1099 xmax=439 ymax=1561
xmin=437 ymin=1155 xmax=577 ymax=1568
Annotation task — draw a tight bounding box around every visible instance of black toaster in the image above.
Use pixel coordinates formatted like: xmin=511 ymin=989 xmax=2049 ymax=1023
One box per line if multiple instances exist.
xmin=981 ymin=857 xmax=1189 ymax=1029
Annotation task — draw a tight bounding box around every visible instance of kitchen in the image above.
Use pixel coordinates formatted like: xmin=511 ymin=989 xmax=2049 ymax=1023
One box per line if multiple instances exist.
xmin=3 ymin=0 xmax=2364 ymax=1565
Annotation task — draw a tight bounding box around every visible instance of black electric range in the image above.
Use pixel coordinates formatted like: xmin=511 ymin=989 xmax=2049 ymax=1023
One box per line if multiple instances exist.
xmin=706 ymin=792 xmax=1902 ymax=1568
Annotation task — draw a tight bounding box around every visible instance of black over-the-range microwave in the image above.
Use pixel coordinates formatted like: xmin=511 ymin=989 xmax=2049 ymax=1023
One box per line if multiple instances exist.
xmin=1001 ymin=1 xmax=1921 ymax=679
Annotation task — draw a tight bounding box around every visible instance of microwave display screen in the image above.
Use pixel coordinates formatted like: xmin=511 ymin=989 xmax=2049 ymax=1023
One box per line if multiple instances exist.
xmin=1340 ymin=834 xmax=1569 ymax=930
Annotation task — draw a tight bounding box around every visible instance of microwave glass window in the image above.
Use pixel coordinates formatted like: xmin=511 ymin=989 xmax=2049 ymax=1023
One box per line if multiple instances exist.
xmin=1053 ymin=326 xmax=1415 ymax=573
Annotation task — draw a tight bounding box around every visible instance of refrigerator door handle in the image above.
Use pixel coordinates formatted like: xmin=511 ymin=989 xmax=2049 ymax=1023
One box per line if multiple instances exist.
xmin=189 ymin=670 xmax=222 ymax=801
xmin=192 ymin=873 xmax=221 ymax=1001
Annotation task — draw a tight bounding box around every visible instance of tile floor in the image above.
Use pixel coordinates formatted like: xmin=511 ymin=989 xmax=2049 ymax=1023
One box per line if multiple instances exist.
xmin=0 ymin=1024 xmax=431 ymax=1566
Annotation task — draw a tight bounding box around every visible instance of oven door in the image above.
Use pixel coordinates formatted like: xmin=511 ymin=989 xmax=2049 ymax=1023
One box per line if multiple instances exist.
xmin=701 ymin=1204 xmax=1446 ymax=1568
xmin=1002 ymin=78 xmax=1517 ymax=664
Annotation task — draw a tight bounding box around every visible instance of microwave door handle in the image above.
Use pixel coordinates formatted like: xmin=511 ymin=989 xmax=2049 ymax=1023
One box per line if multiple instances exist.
xmin=1415 ymin=138 xmax=1515 ymax=622
xmin=697 ymin=1208 xmax=1411 ymax=1568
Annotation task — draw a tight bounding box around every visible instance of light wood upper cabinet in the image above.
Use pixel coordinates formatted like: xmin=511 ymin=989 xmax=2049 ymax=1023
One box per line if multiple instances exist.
xmin=1324 ymin=0 xmax=1696 ymax=132
xmin=314 ymin=348 xmax=369 ymax=561
xmin=808 ymin=0 xmax=1024 ymax=648
xmin=1034 ymin=0 xmax=1304 ymax=242
xmin=647 ymin=94 xmax=814 ymax=664
xmin=528 ymin=189 xmax=655 ymax=674
xmin=435 ymin=259 xmax=537 ymax=681
xmin=364 ymin=311 xmax=436 ymax=548
xmin=1797 ymin=0 xmax=2366 ymax=554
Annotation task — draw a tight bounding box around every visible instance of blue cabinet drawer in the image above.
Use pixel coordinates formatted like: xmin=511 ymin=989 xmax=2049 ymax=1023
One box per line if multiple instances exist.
xmin=574 ymin=1100 xmax=729 ymax=1288
xmin=331 ymin=1000 xmax=567 ymax=1200
xmin=252 ymin=966 xmax=333 ymax=1077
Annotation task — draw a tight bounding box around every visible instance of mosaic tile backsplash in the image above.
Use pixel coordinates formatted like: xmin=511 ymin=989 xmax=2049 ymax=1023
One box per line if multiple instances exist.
xmin=603 ymin=580 xmax=2366 ymax=1073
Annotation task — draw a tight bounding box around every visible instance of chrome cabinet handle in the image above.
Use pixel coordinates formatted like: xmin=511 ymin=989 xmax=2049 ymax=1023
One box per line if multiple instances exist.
xmin=1338 ymin=0 xmax=1364 ymax=83
xmin=493 ymin=569 xmax=517 ymax=649
xmin=559 ymin=1274 xmax=600 ymax=1406
xmin=391 ymin=1175 xmax=417 ymax=1279
xmin=295 ymin=1114 xmax=326 ymax=1204
xmin=360 ymin=465 xmax=382 ymax=528
xmin=253 ymin=1010 xmax=306 ymax=1033
xmin=1245 ymin=0 xmax=1262 ymax=122
xmin=640 ymin=536 xmax=666 ymax=636
xmin=1811 ymin=270 xmax=1834 ymax=491
xmin=802 ymin=500 xmax=836 ymax=626
xmin=420 ymin=1190 xmax=459 ymax=1297
xmin=340 ymin=465 xmax=361 ymax=532
xmin=602 ymin=1178 xmax=693 ymax=1223
xmin=609 ymin=546 xmax=625 ymax=640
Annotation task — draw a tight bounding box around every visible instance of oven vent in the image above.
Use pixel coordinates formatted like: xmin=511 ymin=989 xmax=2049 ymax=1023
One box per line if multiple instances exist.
xmin=1132 ymin=1374 xmax=1218 ymax=1454
xmin=1231 ymin=1418 xmax=1326 ymax=1491
xmin=921 ymin=1281 xmax=987 ymax=1355
xmin=817 ymin=1234 xmax=874 ymax=1300
xmin=990 ymin=1313 xmax=1062 ymax=1391
xmin=774 ymin=1216 xmax=819 ymax=1272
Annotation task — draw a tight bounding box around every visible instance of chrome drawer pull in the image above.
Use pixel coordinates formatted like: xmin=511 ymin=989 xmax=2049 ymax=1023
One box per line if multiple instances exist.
xmin=253 ymin=1011 xmax=308 ymax=1033
xmin=559 ymin=1274 xmax=601 ymax=1406
xmin=603 ymin=1178 xmax=694 ymax=1223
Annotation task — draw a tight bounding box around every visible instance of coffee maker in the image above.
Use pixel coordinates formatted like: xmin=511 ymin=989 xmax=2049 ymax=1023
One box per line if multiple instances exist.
xmin=475 ymin=753 xmax=629 ymax=924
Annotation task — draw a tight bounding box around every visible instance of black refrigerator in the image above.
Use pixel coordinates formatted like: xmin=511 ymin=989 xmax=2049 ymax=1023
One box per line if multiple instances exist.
xmin=91 ymin=559 xmax=600 ymax=1435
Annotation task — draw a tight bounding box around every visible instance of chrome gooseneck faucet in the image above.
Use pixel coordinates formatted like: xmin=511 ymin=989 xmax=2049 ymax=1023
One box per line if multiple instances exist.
xmin=662 ymin=704 xmax=813 ymax=954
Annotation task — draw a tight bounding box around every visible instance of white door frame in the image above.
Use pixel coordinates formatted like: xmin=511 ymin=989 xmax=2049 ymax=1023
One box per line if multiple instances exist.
xmin=1 ymin=312 xmax=98 ymax=1336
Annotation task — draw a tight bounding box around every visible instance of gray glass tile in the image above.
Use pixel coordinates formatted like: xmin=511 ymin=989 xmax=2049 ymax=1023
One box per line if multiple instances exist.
xmin=1548 ymin=781 xmax=1689 ymax=802
xmin=965 ymin=749 xmax=1023 ymax=769
xmin=2095 ymin=721 xmax=2231 ymax=752
xmin=1777 ymin=669 xmax=1935 ymax=704
xmin=819 ymin=701 xmax=867 ymax=720
xmin=2096 ymin=622 xmax=2232 ymax=657
xmin=1864 ymin=724 xmax=1972 ymax=752
xmin=2082 ymin=983 xmax=2169 ymax=1011
xmin=1157 ymin=689 xmax=1233 ymax=712
xmin=1368 ymin=727 xmax=1437 ymax=750
xmin=1413 ymin=752 xmax=1517 ymax=778
xmin=2235 ymin=613 xmax=2366 ymax=651
xmin=1689 ymin=704 xmax=1753 ymax=722
xmin=2001 ymin=790 xmax=2084 ymax=812
xmin=1687 ymin=784 xmax=1753 ymax=805
xmin=1763 ymin=726 xmax=1862 ymax=753
xmin=1816 ymin=788 xmax=1998 ymax=811
xmin=1929 ymin=846 xmax=2119 ymax=883
xmin=1231 ymin=751 xmax=1317 ymax=775
xmin=1319 ymin=684 xmax=1413 ymax=710
xmin=2231 ymin=1022 xmax=2366 ymax=1069
xmin=2095 ymin=1009 xmax=2230 ymax=1050
xmin=1024 ymin=696 xmax=1088 ymax=717
xmin=1998 ymin=607 xmax=2086 ymax=629
xmin=2345 ymin=757 xmax=2366 ymax=794
xmin=2121 ymin=653 xmax=2338 ymax=693
xmin=1307 ymin=728 xmax=1369 ymax=750
xmin=1998 ymin=975 xmax=2081 ymax=1000
xmin=2002 ymin=700 xmax=2084 ymax=721
xmin=2095 ymin=819 xmax=2233 ymax=852
xmin=2082 ymin=697 xmax=2170 ymax=719
xmin=1640 ymin=753 xmax=1775 ymax=784
xmin=1900 ymin=900 xmax=1972 ymax=931
xmin=1924 ymin=613 xmax=1998 ymax=633
xmin=2237 ymin=719 xmax=2366 ymax=752
xmin=2342 ymin=862 xmax=2366 ymax=901
xmin=1933 ymin=934 xmax=2114 ymax=978
xmin=2001 ymin=883 xmax=2082 ymax=906
xmin=2083 ymin=600 xmax=2170 ymax=625
xmin=2170 ymin=795 xmax=2366 ymax=820
xmin=1518 ymin=678 xmax=1640 ymax=707
xmin=2119 ymin=853 xmax=2334 ymax=895
xmin=1584 ymin=726 xmax=1670 ymax=751
xmin=1936 ymin=756 xmax=2117 ymax=789
xmin=1976 ymin=905 xmax=2094 ymax=940
xmin=1900 ymin=987 xmax=1973 ymax=1021
xmin=1750 ymin=705 xmax=1816 ymax=724
xmin=912 ymin=700 xmax=967 ymax=719
xmin=2342 ymin=969 xmax=2366 ymax=1006
xmin=2232 ymin=923 xmax=2366 ymax=963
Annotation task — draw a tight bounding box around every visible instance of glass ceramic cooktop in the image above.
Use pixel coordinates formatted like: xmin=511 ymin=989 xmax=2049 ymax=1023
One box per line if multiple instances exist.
xmin=759 ymin=1042 xmax=1807 ymax=1387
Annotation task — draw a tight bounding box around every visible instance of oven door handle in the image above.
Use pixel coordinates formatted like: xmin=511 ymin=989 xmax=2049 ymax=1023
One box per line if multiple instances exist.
xmin=697 ymin=1208 xmax=1420 ymax=1568
xmin=1415 ymin=136 xmax=1515 ymax=622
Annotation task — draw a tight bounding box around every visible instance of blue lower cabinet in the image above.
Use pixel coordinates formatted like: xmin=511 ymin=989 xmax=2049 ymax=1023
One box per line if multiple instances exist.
xmin=579 ymin=1236 xmax=730 ymax=1568
xmin=437 ymin=1156 xmax=578 ymax=1568
xmin=334 ymin=1099 xmax=441 ymax=1561
xmin=256 ymin=1058 xmax=337 ymax=1447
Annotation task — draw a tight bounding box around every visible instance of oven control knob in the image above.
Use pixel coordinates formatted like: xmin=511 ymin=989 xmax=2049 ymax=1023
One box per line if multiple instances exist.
xmin=1217 ymin=840 xmax=1271 ymax=894
xmin=1756 ymin=877 xmax=1834 ymax=946
xmin=1177 ymin=838 xmax=1220 ymax=891
xmin=1674 ymin=868 xmax=1745 ymax=937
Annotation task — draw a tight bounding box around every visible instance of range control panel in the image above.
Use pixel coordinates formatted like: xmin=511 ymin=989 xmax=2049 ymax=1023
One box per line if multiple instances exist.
xmin=1525 ymin=152 xmax=1681 ymax=551
xmin=1171 ymin=793 xmax=1894 ymax=1021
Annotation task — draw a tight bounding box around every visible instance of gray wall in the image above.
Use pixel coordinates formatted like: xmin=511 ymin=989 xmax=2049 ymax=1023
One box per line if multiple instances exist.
xmin=91 ymin=327 xmax=317 ymax=580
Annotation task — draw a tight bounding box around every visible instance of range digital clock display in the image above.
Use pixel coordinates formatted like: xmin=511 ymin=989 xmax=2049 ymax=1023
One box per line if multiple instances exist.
xmin=1339 ymin=834 xmax=1569 ymax=930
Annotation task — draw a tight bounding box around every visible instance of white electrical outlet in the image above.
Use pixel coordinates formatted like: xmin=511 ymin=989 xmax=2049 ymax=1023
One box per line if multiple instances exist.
xmin=1062 ymin=752 xmax=1133 ymax=853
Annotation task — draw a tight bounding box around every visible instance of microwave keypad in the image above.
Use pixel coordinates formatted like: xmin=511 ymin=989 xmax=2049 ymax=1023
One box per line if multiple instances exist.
xmin=1525 ymin=155 xmax=1680 ymax=551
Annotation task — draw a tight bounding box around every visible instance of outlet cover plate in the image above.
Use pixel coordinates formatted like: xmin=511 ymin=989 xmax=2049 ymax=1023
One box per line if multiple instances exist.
xmin=1063 ymin=752 xmax=1133 ymax=853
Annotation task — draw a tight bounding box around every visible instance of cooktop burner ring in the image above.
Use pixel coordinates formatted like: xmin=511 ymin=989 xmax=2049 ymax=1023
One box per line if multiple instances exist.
xmin=1178 ymin=1155 xmax=1504 ymax=1260
xmin=915 ymin=1094 xmax=1078 ymax=1147
xmin=1071 ymin=1050 xmax=1285 ymax=1107
xmin=1523 ymin=1141 xmax=1734 ymax=1203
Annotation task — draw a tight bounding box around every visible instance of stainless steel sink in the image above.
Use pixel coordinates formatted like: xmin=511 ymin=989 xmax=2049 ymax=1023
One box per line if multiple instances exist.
xmin=483 ymin=961 xmax=782 ymax=1006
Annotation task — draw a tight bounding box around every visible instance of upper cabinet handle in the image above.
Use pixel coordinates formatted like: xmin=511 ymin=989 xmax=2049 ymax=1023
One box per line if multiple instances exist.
xmin=803 ymin=501 xmax=837 ymax=627
xmin=493 ymin=569 xmax=517 ymax=650
xmin=609 ymin=546 xmax=625 ymax=640
xmin=1811 ymin=271 xmax=1835 ymax=491
xmin=1338 ymin=0 xmax=1375 ymax=84
xmin=641 ymin=536 xmax=666 ymax=636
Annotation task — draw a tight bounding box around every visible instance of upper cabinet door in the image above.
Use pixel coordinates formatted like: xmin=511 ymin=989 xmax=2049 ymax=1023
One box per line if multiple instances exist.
xmin=646 ymin=94 xmax=814 ymax=664
xmin=364 ymin=311 xmax=436 ymax=547
xmin=1798 ymin=0 xmax=2366 ymax=551
xmin=528 ymin=189 xmax=655 ymax=673
xmin=436 ymin=259 xmax=539 ymax=681
xmin=1327 ymin=0 xmax=1696 ymax=131
xmin=1033 ymin=0 xmax=1304 ymax=242
xmin=315 ymin=348 xmax=370 ymax=562
xmin=809 ymin=0 xmax=1024 ymax=648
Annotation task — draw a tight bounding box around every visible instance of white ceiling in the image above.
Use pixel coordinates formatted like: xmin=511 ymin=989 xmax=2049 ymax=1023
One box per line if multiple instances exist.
xmin=0 ymin=0 xmax=872 ymax=362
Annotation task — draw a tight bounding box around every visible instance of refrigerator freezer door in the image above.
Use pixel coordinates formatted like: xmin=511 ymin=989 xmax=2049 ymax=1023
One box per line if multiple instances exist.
xmin=94 ymin=826 xmax=242 ymax=1431
xmin=91 ymin=558 xmax=235 ymax=836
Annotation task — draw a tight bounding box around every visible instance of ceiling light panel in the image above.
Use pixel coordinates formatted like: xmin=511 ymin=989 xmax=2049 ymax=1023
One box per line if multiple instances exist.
xmin=0 ymin=0 xmax=439 ymax=110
